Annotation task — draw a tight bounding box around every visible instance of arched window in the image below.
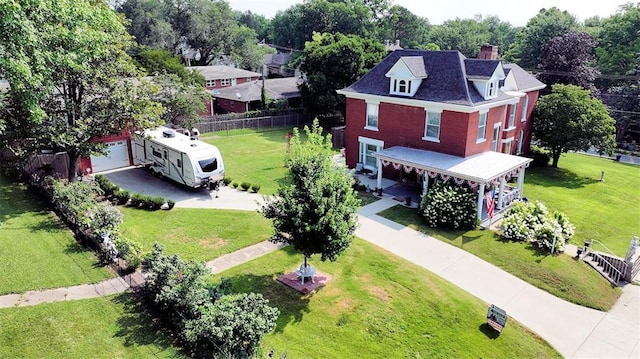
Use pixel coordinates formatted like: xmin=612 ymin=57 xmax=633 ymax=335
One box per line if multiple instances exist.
xmin=399 ymin=80 xmax=407 ymax=93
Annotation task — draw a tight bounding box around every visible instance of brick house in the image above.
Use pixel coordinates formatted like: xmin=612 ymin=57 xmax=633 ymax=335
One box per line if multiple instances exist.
xmin=337 ymin=46 xmax=545 ymax=221
xmin=188 ymin=65 xmax=261 ymax=115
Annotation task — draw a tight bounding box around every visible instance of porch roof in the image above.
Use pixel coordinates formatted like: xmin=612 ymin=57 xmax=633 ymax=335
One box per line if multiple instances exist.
xmin=373 ymin=146 xmax=532 ymax=184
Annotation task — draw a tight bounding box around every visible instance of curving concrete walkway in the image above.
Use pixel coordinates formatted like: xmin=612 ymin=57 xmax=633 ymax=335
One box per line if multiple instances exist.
xmin=357 ymin=197 xmax=640 ymax=359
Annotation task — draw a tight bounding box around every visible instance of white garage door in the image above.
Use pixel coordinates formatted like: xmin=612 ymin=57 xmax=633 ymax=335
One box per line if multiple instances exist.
xmin=90 ymin=140 xmax=130 ymax=173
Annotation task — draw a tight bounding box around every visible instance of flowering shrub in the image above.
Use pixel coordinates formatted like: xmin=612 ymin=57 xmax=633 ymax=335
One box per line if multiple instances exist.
xmin=420 ymin=181 xmax=477 ymax=230
xmin=500 ymin=200 xmax=575 ymax=253
xmin=85 ymin=202 xmax=123 ymax=234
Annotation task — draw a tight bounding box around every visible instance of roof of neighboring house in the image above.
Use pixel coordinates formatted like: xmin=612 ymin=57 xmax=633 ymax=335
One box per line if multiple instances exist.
xmin=340 ymin=49 xmax=544 ymax=107
xmin=212 ymin=77 xmax=300 ymax=103
xmin=187 ymin=66 xmax=261 ymax=81
xmin=263 ymin=52 xmax=292 ymax=67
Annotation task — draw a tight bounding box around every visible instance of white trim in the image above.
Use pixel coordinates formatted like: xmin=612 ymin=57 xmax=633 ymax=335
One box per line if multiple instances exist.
xmin=337 ymin=90 xmax=520 ymax=114
xmin=521 ymin=95 xmax=529 ymax=122
xmin=502 ymin=137 xmax=514 ymax=154
xmin=364 ymin=126 xmax=379 ymax=132
xmin=358 ymin=136 xmax=384 ymax=148
xmin=491 ymin=123 xmax=501 ymax=152
xmin=365 ymin=101 xmax=379 ymax=130
xmin=423 ymin=109 xmax=442 ymax=142
xmin=422 ymin=136 xmax=440 ymax=143
xmin=476 ymin=111 xmax=488 ymax=143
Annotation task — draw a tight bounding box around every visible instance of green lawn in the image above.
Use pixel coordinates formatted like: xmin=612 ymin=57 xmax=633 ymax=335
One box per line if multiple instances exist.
xmin=524 ymin=152 xmax=640 ymax=256
xmin=0 ymin=294 xmax=182 ymax=358
xmin=119 ymin=207 xmax=273 ymax=262
xmin=0 ymin=175 xmax=114 ymax=295
xmin=203 ymin=128 xmax=294 ymax=195
xmin=210 ymin=240 xmax=560 ymax=358
xmin=378 ymin=205 xmax=621 ymax=311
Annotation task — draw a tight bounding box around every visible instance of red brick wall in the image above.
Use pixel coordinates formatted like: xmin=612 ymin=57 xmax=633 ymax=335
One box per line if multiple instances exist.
xmin=345 ymin=91 xmax=540 ymax=167
xmin=216 ymin=98 xmax=248 ymax=113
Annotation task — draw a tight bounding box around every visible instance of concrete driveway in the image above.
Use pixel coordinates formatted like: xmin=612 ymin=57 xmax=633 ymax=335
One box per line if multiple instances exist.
xmin=101 ymin=166 xmax=265 ymax=211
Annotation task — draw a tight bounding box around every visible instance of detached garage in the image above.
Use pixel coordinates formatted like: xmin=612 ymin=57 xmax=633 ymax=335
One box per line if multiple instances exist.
xmin=90 ymin=140 xmax=131 ymax=172
xmin=80 ymin=131 xmax=133 ymax=175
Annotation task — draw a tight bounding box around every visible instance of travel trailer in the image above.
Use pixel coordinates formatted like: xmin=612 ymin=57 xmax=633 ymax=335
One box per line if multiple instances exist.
xmin=133 ymin=127 xmax=224 ymax=189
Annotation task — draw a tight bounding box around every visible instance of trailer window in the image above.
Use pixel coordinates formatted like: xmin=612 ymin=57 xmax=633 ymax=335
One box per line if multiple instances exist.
xmin=152 ymin=148 xmax=162 ymax=158
xmin=177 ymin=159 xmax=182 ymax=168
xmin=198 ymin=157 xmax=218 ymax=172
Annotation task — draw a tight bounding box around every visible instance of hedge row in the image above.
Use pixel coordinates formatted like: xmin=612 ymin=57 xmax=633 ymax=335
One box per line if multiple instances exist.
xmin=223 ymin=177 xmax=260 ymax=193
xmin=94 ymin=174 xmax=175 ymax=210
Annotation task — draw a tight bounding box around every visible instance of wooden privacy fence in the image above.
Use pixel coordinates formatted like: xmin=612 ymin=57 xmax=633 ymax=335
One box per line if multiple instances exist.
xmin=196 ymin=113 xmax=313 ymax=134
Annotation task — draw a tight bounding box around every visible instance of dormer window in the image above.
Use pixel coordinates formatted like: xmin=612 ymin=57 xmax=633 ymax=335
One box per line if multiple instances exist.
xmin=386 ymin=56 xmax=427 ymax=97
xmin=487 ymin=81 xmax=496 ymax=97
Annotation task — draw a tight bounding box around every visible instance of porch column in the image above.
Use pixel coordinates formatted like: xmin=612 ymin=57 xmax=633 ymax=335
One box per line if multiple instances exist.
xmin=422 ymin=174 xmax=429 ymax=196
xmin=517 ymin=169 xmax=525 ymax=197
xmin=376 ymin=158 xmax=382 ymax=189
xmin=498 ymin=177 xmax=505 ymax=209
xmin=476 ymin=183 xmax=486 ymax=222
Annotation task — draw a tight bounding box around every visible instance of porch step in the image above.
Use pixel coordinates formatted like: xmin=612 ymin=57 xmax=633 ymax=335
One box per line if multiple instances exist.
xmin=582 ymin=254 xmax=623 ymax=286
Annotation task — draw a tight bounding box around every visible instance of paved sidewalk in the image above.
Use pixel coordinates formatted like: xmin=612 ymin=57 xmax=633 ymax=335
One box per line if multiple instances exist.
xmin=356 ymin=197 xmax=640 ymax=359
xmin=0 ymin=272 xmax=145 ymax=308
xmin=0 ymin=240 xmax=285 ymax=309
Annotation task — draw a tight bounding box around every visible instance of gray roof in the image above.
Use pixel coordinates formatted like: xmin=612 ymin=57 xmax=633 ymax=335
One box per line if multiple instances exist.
xmin=263 ymin=53 xmax=292 ymax=66
xmin=341 ymin=49 xmax=544 ymax=107
xmin=502 ymin=64 xmax=546 ymax=92
xmin=464 ymin=59 xmax=500 ymax=80
xmin=374 ymin=146 xmax=532 ymax=184
xmin=187 ymin=65 xmax=261 ymax=81
xmin=401 ymin=56 xmax=428 ymax=78
xmin=213 ymin=77 xmax=299 ymax=102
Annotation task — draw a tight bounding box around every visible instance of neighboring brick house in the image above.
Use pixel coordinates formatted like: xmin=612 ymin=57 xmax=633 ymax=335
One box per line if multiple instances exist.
xmin=213 ymin=77 xmax=301 ymax=113
xmin=263 ymin=52 xmax=295 ymax=77
xmin=337 ymin=46 xmax=545 ymax=221
xmin=188 ymin=65 xmax=261 ymax=115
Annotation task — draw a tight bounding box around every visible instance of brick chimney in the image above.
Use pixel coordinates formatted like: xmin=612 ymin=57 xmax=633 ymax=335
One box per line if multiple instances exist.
xmin=479 ymin=45 xmax=498 ymax=60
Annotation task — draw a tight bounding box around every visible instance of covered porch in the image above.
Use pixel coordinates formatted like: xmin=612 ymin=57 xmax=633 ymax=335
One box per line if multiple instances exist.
xmin=371 ymin=147 xmax=532 ymax=222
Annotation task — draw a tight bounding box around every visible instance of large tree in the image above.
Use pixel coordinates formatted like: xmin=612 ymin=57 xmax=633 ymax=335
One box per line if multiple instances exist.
xmin=260 ymin=120 xmax=360 ymax=269
xmin=537 ymin=31 xmax=600 ymax=92
xmin=0 ymin=0 xmax=164 ymax=180
xmin=378 ymin=5 xmax=430 ymax=49
xmin=533 ymin=84 xmax=616 ymax=167
xmin=505 ymin=7 xmax=578 ymax=69
xmin=298 ymin=32 xmax=385 ymax=116
xmin=596 ymin=3 xmax=640 ymax=75
xmin=427 ymin=18 xmax=491 ymax=58
xmin=270 ymin=0 xmax=374 ymax=50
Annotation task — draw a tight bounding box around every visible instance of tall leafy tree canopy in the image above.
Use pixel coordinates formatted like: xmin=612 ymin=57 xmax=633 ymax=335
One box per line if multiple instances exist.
xmin=118 ymin=0 xmax=266 ymax=70
xmin=261 ymin=120 xmax=360 ymax=267
xmin=537 ymin=31 xmax=600 ymax=92
xmin=378 ymin=5 xmax=431 ymax=49
xmin=270 ymin=0 xmax=374 ymax=50
xmin=505 ymin=7 xmax=578 ymax=69
xmin=298 ymin=32 xmax=385 ymax=116
xmin=0 ymin=0 xmax=164 ymax=180
xmin=595 ymin=3 xmax=640 ymax=75
xmin=533 ymin=84 xmax=616 ymax=167
xmin=427 ymin=18 xmax=491 ymax=58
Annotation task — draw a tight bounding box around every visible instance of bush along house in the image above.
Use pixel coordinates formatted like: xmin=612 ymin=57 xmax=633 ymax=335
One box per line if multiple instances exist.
xmin=337 ymin=45 xmax=545 ymax=223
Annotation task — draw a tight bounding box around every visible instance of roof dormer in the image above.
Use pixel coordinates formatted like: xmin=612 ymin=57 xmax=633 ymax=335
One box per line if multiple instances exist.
xmin=385 ymin=56 xmax=427 ymax=97
xmin=465 ymin=60 xmax=506 ymax=100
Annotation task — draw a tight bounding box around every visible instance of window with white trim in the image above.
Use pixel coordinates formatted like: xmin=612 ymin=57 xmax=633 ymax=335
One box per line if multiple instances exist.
xmin=391 ymin=79 xmax=412 ymax=96
xmin=487 ymin=81 xmax=496 ymax=98
xmin=221 ymin=78 xmax=231 ymax=86
xmin=366 ymin=102 xmax=379 ymax=129
xmin=358 ymin=137 xmax=383 ymax=169
xmin=521 ymin=95 xmax=529 ymax=121
xmin=503 ymin=138 xmax=513 ymax=154
xmin=517 ymin=130 xmax=524 ymax=154
xmin=205 ymin=80 xmax=216 ymax=87
xmin=423 ymin=111 xmax=441 ymax=141
xmin=508 ymin=104 xmax=516 ymax=128
xmin=491 ymin=123 xmax=501 ymax=151
xmin=477 ymin=112 xmax=487 ymax=142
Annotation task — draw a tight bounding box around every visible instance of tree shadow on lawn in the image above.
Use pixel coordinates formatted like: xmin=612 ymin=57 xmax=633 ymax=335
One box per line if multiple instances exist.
xmin=229 ymin=272 xmax=312 ymax=334
xmin=112 ymin=293 xmax=180 ymax=353
xmin=527 ymin=167 xmax=599 ymax=189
